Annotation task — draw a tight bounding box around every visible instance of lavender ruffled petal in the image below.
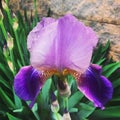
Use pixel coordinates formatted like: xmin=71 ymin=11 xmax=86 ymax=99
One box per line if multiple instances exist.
xmin=78 ymin=64 xmax=113 ymax=109
xmin=14 ymin=66 xmax=43 ymax=107
xmin=27 ymin=17 xmax=56 ymax=52
xmin=58 ymin=14 xmax=98 ymax=72
xmin=28 ymin=14 xmax=98 ymax=72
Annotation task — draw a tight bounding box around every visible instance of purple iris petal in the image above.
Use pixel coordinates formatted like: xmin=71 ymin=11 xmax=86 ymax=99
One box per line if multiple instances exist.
xmin=27 ymin=14 xmax=98 ymax=72
xmin=78 ymin=64 xmax=113 ymax=109
xmin=27 ymin=17 xmax=56 ymax=52
xmin=14 ymin=66 xmax=43 ymax=107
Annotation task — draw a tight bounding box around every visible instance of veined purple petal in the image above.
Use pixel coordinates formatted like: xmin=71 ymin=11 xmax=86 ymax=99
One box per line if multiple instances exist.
xmin=57 ymin=15 xmax=98 ymax=72
xmin=77 ymin=64 xmax=113 ymax=109
xmin=14 ymin=66 xmax=43 ymax=107
xmin=28 ymin=14 xmax=98 ymax=72
xmin=27 ymin=17 xmax=58 ymax=69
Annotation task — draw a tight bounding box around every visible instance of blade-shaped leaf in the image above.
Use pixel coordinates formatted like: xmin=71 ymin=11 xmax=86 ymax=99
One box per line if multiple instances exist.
xmin=112 ymin=78 xmax=120 ymax=88
xmin=68 ymin=91 xmax=84 ymax=110
xmin=7 ymin=113 xmax=21 ymax=120
xmin=102 ymin=62 xmax=120 ymax=77
xmin=78 ymin=102 xmax=95 ymax=119
xmin=42 ymin=78 xmax=52 ymax=105
xmin=93 ymin=106 xmax=120 ymax=118
xmin=0 ymin=87 xmax=15 ymax=109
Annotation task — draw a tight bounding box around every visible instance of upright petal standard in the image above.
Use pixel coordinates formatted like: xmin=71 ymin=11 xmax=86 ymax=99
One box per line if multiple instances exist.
xmin=14 ymin=14 xmax=113 ymax=109
xmin=28 ymin=14 xmax=98 ymax=72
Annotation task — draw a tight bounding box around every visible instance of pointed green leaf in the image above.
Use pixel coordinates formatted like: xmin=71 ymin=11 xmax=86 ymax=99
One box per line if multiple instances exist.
xmin=32 ymin=103 xmax=41 ymax=120
xmin=69 ymin=108 xmax=78 ymax=113
xmin=112 ymin=78 xmax=120 ymax=88
xmin=13 ymin=90 xmax=22 ymax=109
xmin=68 ymin=91 xmax=84 ymax=110
xmin=42 ymin=78 xmax=52 ymax=104
xmin=93 ymin=106 xmax=120 ymax=118
xmin=102 ymin=62 xmax=120 ymax=77
xmin=0 ymin=76 xmax=11 ymax=89
xmin=78 ymin=102 xmax=95 ymax=119
xmin=0 ymin=87 xmax=15 ymax=109
xmin=111 ymin=97 xmax=120 ymax=102
xmin=7 ymin=113 xmax=21 ymax=120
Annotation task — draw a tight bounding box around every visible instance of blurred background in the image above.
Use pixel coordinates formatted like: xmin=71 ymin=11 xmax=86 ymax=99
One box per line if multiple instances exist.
xmin=9 ymin=0 xmax=120 ymax=62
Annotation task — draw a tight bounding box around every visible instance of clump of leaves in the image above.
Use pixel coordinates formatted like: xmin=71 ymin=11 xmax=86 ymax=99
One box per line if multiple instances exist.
xmin=0 ymin=0 xmax=120 ymax=120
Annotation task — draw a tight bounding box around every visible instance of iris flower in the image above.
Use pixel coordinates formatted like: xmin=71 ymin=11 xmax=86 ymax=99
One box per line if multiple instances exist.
xmin=14 ymin=14 xmax=113 ymax=109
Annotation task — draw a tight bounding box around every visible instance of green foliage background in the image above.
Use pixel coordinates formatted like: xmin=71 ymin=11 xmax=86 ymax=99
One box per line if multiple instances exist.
xmin=0 ymin=0 xmax=120 ymax=120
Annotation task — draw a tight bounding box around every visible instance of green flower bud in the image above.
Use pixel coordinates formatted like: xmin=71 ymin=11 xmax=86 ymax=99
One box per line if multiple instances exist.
xmin=0 ymin=10 xmax=3 ymax=22
xmin=13 ymin=20 xmax=18 ymax=30
xmin=63 ymin=111 xmax=71 ymax=120
xmin=12 ymin=13 xmax=18 ymax=30
xmin=51 ymin=100 xmax=60 ymax=113
xmin=57 ymin=80 xmax=71 ymax=98
xmin=2 ymin=0 xmax=8 ymax=11
xmin=7 ymin=32 xmax=13 ymax=50
xmin=3 ymin=45 xmax=9 ymax=58
xmin=8 ymin=60 xmax=13 ymax=72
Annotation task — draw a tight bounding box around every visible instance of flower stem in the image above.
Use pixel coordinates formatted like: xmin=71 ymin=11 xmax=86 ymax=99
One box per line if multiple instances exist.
xmin=9 ymin=49 xmax=16 ymax=75
xmin=4 ymin=0 xmax=13 ymax=26
xmin=0 ymin=21 xmax=7 ymax=40
xmin=14 ymin=30 xmax=25 ymax=66
xmin=55 ymin=112 xmax=60 ymax=120
xmin=63 ymin=97 xmax=68 ymax=111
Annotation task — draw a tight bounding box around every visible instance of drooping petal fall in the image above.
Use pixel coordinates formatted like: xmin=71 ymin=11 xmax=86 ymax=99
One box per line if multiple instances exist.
xmin=14 ymin=66 xmax=43 ymax=107
xmin=77 ymin=64 xmax=113 ymax=109
xmin=27 ymin=14 xmax=98 ymax=72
